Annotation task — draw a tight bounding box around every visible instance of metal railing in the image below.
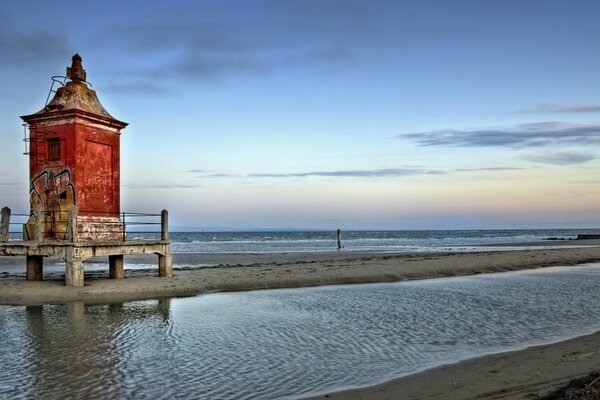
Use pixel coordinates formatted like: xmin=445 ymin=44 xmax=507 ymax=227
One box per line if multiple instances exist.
xmin=1 ymin=206 xmax=168 ymax=243
xmin=1 ymin=209 xmax=29 ymax=242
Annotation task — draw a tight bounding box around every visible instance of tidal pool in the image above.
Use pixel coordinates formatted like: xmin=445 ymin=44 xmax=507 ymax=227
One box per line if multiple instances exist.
xmin=1 ymin=264 xmax=600 ymax=399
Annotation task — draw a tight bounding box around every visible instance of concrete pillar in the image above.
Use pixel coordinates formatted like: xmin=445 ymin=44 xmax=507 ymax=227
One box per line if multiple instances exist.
xmin=161 ymin=209 xmax=169 ymax=241
xmin=0 ymin=207 xmax=10 ymax=242
xmin=109 ymin=255 xmax=124 ymax=279
xmin=26 ymin=255 xmax=44 ymax=281
xmin=65 ymin=247 xmax=84 ymax=287
xmin=158 ymin=253 xmax=173 ymax=278
xmin=33 ymin=207 xmax=43 ymax=242
xmin=66 ymin=205 xmax=78 ymax=242
xmin=66 ymin=259 xmax=84 ymax=287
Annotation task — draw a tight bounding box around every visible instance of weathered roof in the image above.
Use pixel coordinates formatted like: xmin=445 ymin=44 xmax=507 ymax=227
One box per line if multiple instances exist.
xmin=21 ymin=54 xmax=126 ymax=126
xmin=40 ymin=81 xmax=116 ymax=119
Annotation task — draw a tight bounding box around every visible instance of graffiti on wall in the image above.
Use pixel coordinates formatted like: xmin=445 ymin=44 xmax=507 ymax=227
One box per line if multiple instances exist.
xmin=27 ymin=168 xmax=75 ymax=239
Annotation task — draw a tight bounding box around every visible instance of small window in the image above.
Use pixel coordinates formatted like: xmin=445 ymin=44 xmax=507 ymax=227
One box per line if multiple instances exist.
xmin=48 ymin=138 xmax=61 ymax=162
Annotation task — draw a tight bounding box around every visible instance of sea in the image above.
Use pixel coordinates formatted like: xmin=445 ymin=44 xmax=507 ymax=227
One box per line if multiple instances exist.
xmin=2 ymin=264 xmax=600 ymax=399
xmin=123 ymin=228 xmax=599 ymax=254
xmin=7 ymin=228 xmax=598 ymax=254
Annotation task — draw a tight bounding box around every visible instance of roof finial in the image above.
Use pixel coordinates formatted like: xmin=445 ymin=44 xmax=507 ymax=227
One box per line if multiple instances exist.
xmin=66 ymin=53 xmax=86 ymax=82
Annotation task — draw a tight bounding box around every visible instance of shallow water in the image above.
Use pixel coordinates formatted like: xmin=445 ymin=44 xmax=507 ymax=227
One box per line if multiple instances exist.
xmin=1 ymin=265 xmax=600 ymax=399
xmin=10 ymin=228 xmax=598 ymax=253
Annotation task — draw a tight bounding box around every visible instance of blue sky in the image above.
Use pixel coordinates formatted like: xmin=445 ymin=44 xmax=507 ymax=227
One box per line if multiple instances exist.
xmin=1 ymin=0 xmax=599 ymax=229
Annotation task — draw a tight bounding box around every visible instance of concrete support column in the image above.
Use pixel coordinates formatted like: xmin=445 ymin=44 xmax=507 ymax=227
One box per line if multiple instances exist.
xmin=66 ymin=205 xmax=78 ymax=242
xmin=65 ymin=247 xmax=84 ymax=287
xmin=33 ymin=208 xmax=43 ymax=242
xmin=26 ymin=255 xmax=44 ymax=281
xmin=109 ymin=255 xmax=124 ymax=279
xmin=158 ymin=253 xmax=173 ymax=278
xmin=1 ymin=207 xmax=10 ymax=242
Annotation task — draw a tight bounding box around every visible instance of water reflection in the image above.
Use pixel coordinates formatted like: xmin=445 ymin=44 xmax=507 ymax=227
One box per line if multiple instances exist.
xmin=14 ymin=300 xmax=172 ymax=399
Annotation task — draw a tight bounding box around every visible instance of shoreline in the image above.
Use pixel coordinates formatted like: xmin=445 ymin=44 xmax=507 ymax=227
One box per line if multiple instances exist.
xmin=313 ymin=329 xmax=600 ymax=400
xmin=1 ymin=243 xmax=599 ymax=305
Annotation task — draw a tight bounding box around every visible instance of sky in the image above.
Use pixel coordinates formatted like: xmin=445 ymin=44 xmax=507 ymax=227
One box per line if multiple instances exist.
xmin=0 ymin=0 xmax=599 ymax=230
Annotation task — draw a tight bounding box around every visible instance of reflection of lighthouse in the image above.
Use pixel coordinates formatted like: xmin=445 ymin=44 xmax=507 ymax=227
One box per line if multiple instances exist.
xmin=21 ymin=54 xmax=127 ymax=242
xmin=20 ymin=299 xmax=172 ymax=398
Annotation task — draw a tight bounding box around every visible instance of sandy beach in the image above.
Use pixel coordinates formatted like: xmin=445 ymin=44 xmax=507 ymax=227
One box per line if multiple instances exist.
xmin=313 ymin=330 xmax=600 ymax=400
xmin=1 ymin=241 xmax=600 ymax=399
xmin=1 ymin=241 xmax=600 ymax=305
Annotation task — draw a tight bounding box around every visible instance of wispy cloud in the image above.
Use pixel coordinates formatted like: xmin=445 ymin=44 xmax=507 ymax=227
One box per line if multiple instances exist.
xmin=570 ymin=180 xmax=600 ymax=185
xmin=0 ymin=27 xmax=69 ymax=66
xmin=118 ymin=44 xmax=355 ymax=88
xmin=454 ymin=167 xmax=524 ymax=172
xmin=524 ymin=104 xmax=600 ymax=114
xmin=187 ymin=171 xmax=243 ymax=179
xmin=188 ymin=167 xmax=444 ymax=179
xmin=250 ymin=168 xmax=444 ymax=178
xmin=186 ymin=169 xmax=217 ymax=173
xmin=521 ymin=151 xmax=595 ymax=165
xmin=103 ymin=81 xmax=171 ymax=96
xmin=95 ymin=1 xmax=475 ymax=91
xmin=400 ymin=122 xmax=600 ymax=148
xmin=126 ymin=183 xmax=204 ymax=190
xmin=99 ymin=3 xmax=362 ymax=89
xmin=204 ymin=173 xmax=244 ymax=178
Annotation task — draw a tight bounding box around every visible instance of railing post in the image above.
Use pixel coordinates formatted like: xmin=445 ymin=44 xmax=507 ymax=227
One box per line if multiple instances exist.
xmin=161 ymin=209 xmax=169 ymax=241
xmin=158 ymin=210 xmax=171 ymax=277
xmin=122 ymin=212 xmax=126 ymax=242
xmin=33 ymin=207 xmax=43 ymax=242
xmin=66 ymin=205 xmax=78 ymax=242
xmin=0 ymin=207 xmax=10 ymax=242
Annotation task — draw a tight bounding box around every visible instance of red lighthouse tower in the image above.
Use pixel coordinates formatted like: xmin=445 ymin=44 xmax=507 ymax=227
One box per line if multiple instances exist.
xmin=21 ymin=54 xmax=127 ymax=241
xmin=0 ymin=54 xmax=171 ymax=288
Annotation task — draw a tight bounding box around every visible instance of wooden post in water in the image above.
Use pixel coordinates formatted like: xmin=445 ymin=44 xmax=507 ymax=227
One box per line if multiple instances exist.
xmin=336 ymin=229 xmax=342 ymax=250
xmin=0 ymin=207 xmax=10 ymax=242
